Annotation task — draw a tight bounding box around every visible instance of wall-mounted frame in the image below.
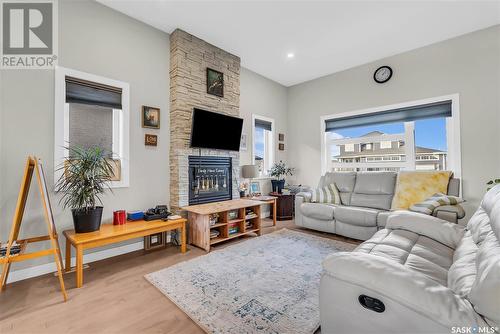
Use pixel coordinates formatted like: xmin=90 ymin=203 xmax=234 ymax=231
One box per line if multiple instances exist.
xmin=279 ymin=143 xmax=285 ymax=151
xmin=240 ymin=133 xmax=247 ymax=151
xmin=278 ymin=133 xmax=284 ymax=142
xmin=206 ymin=68 xmax=224 ymax=97
xmin=145 ymin=134 xmax=158 ymax=146
xmin=142 ymin=105 xmax=160 ymax=129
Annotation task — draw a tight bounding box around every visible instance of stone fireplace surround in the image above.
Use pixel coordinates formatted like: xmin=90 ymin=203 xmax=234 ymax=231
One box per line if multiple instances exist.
xmin=169 ymin=29 xmax=241 ymax=212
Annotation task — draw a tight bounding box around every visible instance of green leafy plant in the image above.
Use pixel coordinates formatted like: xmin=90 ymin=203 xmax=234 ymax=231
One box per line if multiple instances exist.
xmin=268 ymin=161 xmax=294 ymax=181
xmin=487 ymin=179 xmax=500 ymax=191
xmin=55 ymin=146 xmax=114 ymax=211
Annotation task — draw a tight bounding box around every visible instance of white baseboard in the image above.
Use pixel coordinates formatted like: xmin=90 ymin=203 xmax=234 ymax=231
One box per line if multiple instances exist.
xmin=7 ymin=240 xmax=145 ymax=284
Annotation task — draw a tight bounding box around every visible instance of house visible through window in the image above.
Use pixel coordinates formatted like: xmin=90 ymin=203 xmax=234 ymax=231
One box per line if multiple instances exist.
xmin=324 ymin=100 xmax=455 ymax=173
xmin=253 ymin=116 xmax=274 ymax=176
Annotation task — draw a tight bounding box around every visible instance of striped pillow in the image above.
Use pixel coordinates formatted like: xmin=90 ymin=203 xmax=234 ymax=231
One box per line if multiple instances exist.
xmin=409 ymin=193 xmax=464 ymax=215
xmin=311 ymin=183 xmax=341 ymax=204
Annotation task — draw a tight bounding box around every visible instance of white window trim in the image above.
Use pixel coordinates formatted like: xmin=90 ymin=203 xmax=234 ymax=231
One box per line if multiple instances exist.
xmin=55 ymin=66 xmax=130 ymax=188
xmin=320 ymin=94 xmax=462 ymax=180
xmin=251 ymin=114 xmax=275 ymax=176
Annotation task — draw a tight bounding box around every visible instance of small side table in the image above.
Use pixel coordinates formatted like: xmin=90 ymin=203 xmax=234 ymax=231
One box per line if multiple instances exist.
xmin=248 ymin=195 xmax=277 ymax=226
xmin=269 ymin=192 xmax=295 ymax=221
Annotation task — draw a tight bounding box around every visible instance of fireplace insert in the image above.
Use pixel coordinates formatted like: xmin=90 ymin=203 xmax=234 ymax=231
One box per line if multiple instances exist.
xmin=188 ymin=156 xmax=232 ymax=205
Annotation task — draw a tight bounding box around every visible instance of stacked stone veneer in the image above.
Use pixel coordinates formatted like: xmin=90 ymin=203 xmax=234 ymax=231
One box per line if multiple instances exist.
xmin=170 ymin=29 xmax=241 ymax=212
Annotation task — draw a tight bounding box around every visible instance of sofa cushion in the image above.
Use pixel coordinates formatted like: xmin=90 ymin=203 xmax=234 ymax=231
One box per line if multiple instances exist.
xmin=334 ymin=205 xmax=381 ymax=227
xmin=322 ymin=172 xmax=356 ymax=205
xmin=355 ymin=229 xmax=454 ymax=286
xmin=300 ymin=202 xmax=335 ymax=221
xmin=350 ymin=172 xmax=397 ymax=210
xmin=311 ymin=183 xmax=341 ymax=204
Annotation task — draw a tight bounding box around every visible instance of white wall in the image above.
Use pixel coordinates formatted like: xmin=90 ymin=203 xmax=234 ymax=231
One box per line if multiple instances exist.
xmin=287 ymin=25 xmax=500 ymax=218
xmin=239 ymin=67 xmax=288 ymax=196
xmin=0 ymin=0 xmax=170 ymax=271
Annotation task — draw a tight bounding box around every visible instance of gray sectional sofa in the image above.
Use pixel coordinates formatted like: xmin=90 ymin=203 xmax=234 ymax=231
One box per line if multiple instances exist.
xmin=295 ymin=171 xmax=463 ymax=240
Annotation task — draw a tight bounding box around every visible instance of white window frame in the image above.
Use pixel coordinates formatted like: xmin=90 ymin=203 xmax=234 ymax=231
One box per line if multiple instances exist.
xmin=252 ymin=114 xmax=275 ymax=177
xmin=344 ymin=143 xmax=355 ymax=152
xmin=380 ymin=141 xmax=392 ymax=149
xmin=320 ymin=94 xmax=462 ymax=180
xmin=55 ymin=66 xmax=130 ymax=188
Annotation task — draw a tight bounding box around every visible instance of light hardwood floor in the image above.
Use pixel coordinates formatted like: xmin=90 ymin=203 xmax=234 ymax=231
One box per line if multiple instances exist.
xmin=0 ymin=219 xmax=359 ymax=334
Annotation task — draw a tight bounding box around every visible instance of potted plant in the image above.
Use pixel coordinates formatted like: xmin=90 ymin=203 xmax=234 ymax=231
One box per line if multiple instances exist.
xmin=269 ymin=161 xmax=294 ymax=194
xmin=56 ymin=147 xmax=114 ymax=233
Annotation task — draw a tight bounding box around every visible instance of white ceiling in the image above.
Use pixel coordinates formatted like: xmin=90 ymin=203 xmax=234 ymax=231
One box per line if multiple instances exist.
xmin=97 ymin=1 xmax=500 ymax=86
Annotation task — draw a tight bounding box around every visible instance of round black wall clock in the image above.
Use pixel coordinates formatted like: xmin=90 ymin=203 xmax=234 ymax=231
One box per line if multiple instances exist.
xmin=373 ymin=66 xmax=393 ymax=84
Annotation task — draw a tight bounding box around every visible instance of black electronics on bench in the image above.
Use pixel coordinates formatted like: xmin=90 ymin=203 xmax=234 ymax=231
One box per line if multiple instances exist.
xmin=144 ymin=205 xmax=172 ymax=221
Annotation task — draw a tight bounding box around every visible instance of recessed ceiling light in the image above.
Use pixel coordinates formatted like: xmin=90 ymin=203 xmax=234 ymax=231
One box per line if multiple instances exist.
xmin=287 ymin=53 xmax=295 ymax=59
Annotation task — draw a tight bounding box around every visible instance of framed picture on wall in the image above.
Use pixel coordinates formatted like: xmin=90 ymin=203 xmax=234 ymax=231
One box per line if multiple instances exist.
xmin=145 ymin=134 xmax=158 ymax=146
xmin=206 ymin=68 xmax=224 ymax=97
xmin=142 ymin=106 xmax=160 ymax=129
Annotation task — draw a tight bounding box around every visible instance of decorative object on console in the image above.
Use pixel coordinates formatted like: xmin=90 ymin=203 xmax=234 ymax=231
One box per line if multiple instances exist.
xmin=145 ymin=134 xmax=158 ymax=146
xmin=142 ymin=105 xmax=160 ymax=129
xmin=206 ymin=67 xmax=224 ymax=97
xmin=127 ymin=210 xmax=144 ymax=221
xmin=249 ymin=181 xmax=261 ymax=195
xmin=113 ymin=210 xmax=126 ymax=225
xmin=269 ymin=160 xmax=294 ymax=194
xmin=241 ymin=164 xmax=259 ymax=195
xmin=144 ymin=205 xmax=172 ymax=221
xmin=373 ymin=65 xmax=393 ymax=83
xmin=144 ymin=232 xmax=166 ymax=251
xmin=56 ymin=146 xmax=114 ymax=233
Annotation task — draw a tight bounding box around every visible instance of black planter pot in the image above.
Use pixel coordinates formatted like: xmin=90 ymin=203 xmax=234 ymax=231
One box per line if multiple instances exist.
xmin=271 ymin=179 xmax=286 ymax=194
xmin=72 ymin=206 xmax=103 ymax=233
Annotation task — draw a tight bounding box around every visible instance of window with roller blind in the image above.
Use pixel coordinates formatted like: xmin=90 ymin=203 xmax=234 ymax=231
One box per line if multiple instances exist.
xmin=55 ymin=67 xmax=130 ymax=188
xmin=252 ymin=115 xmax=275 ymax=176
xmin=321 ymin=96 xmax=461 ymax=177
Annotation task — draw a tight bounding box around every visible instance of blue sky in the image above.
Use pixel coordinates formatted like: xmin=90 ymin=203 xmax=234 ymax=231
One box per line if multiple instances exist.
xmin=255 ymin=127 xmax=265 ymax=158
xmin=333 ymin=117 xmax=447 ymax=151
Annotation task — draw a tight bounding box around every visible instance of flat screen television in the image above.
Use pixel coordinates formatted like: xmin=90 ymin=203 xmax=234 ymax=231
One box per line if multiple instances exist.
xmin=190 ymin=108 xmax=243 ymax=151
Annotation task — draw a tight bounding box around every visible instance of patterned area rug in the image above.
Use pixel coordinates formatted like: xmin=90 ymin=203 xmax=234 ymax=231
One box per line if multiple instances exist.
xmin=145 ymin=229 xmax=355 ymax=334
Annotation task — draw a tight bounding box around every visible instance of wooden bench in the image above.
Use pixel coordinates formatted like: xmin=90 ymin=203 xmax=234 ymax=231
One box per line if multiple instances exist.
xmin=63 ymin=218 xmax=187 ymax=288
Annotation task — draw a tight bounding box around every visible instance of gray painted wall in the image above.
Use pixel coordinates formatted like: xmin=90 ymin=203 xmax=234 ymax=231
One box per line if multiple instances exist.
xmin=287 ymin=25 xmax=500 ymax=218
xmin=0 ymin=0 xmax=171 ymax=270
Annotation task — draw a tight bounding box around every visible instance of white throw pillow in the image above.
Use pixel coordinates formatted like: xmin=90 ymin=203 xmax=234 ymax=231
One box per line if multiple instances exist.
xmin=311 ymin=183 xmax=341 ymax=204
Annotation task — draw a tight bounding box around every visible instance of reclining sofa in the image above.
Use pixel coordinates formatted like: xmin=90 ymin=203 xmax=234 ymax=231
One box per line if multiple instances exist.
xmin=295 ymin=172 xmax=463 ymax=240
xmin=320 ymin=184 xmax=500 ymax=333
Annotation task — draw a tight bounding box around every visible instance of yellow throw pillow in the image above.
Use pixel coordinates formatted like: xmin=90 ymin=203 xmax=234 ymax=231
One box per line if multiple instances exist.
xmin=391 ymin=171 xmax=453 ymax=210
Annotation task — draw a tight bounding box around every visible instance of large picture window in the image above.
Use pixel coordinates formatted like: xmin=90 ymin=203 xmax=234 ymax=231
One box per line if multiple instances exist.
xmin=322 ymin=96 xmax=461 ymax=176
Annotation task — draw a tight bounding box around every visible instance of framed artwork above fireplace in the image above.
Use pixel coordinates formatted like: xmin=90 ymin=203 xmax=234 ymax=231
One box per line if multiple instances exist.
xmin=206 ymin=68 xmax=224 ymax=97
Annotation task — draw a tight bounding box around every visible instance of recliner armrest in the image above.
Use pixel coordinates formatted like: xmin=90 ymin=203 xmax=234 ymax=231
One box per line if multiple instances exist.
xmin=322 ymin=252 xmax=486 ymax=328
xmin=295 ymin=191 xmax=312 ymax=203
xmin=386 ymin=211 xmax=464 ymax=248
